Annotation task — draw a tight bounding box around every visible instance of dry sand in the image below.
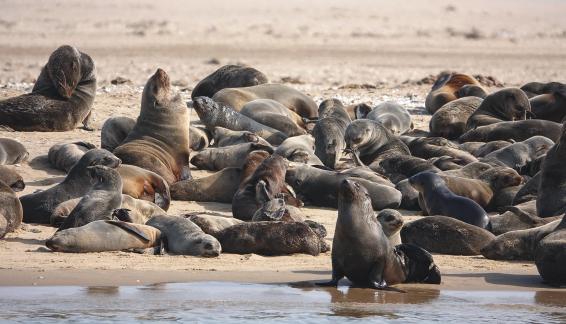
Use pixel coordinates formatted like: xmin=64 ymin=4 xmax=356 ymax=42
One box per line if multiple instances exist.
xmin=1 ymin=0 xmax=566 ymax=289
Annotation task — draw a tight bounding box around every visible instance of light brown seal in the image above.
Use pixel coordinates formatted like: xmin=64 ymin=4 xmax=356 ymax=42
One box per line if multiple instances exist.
xmin=0 ymin=138 xmax=29 ymax=165
xmin=425 ymin=72 xmax=483 ymax=114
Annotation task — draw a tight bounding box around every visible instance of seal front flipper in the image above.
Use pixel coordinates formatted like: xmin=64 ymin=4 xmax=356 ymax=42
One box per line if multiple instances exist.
xmin=316 ymin=262 xmax=344 ymax=287
xmin=105 ymin=220 xmax=151 ymax=243
xmin=180 ymin=165 xmax=192 ymax=181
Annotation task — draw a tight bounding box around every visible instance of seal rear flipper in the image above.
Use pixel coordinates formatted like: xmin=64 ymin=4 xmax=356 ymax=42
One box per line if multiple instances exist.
xmin=105 ymin=220 xmax=151 ymax=243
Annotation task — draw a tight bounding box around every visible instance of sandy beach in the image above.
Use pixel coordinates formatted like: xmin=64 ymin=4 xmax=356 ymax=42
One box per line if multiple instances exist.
xmin=1 ymin=0 xmax=566 ymax=291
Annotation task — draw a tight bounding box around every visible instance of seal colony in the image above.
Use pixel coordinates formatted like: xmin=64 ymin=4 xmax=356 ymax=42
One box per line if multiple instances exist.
xmin=2 ymin=46 xmax=566 ymax=288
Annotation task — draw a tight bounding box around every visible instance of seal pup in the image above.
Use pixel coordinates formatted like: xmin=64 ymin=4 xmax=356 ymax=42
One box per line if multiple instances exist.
xmin=520 ymin=81 xmax=565 ymax=98
xmin=240 ymin=99 xmax=307 ymax=137
xmin=20 ymin=149 xmax=121 ymax=224
xmin=317 ymin=179 xmax=441 ymax=288
xmin=186 ymin=213 xmax=243 ymax=237
xmin=535 ymin=216 xmax=566 ymax=286
xmin=406 ymin=137 xmax=477 ymax=164
xmin=429 ymin=96 xmax=483 ymax=139
xmin=274 ymin=134 xmax=322 ymax=165
xmin=113 ymin=69 xmax=192 ymax=185
xmin=0 ymin=165 xmax=25 ymax=192
xmin=48 ymin=141 xmax=96 ymax=172
xmin=0 ymin=45 xmax=96 ymax=131
xmin=46 ymin=220 xmax=162 ymax=253
xmin=425 ymin=72 xmax=483 ymax=114
xmin=537 ymin=125 xmax=566 ymax=217
xmin=480 ymin=136 xmax=553 ymax=172
xmin=377 ymin=209 xmax=404 ymax=246
xmin=360 ymin=101 xmax=413 ymax=135
xmin=0 ymin=138 xmax=29 ymax=165
xmin=171 ymin=167 xmax=242 ymax=203
xmin=0 ymin=180 xmax=23 ymax=239
xmin=490 ymin=202 xmax=562 ymax=235
xmin=216 ymin=221 xmax=328 ymax=256
xmin=459 ymin=120 xmax=563 ymax=143
xmin=190 ymin=142 xmax=273 ymax=171
xmin=212 ymin=83 xmax=318 ymax=118
xmin=189 ymin=126 xmax=212 ymax=151
xmin=100 ymin=116 xmax=136 ymax=152
xmin=191 ymin=64 xmax=268 ymax=99
xmin=58 ymin=165 xmax=123 ymax=231
xmin=146 ymin=215 xmax=221 ymax=257
xmin=193 ymin=96 xmax=287 ymax=145
xmin=460 ymin=140 xmax=513 ymax=157
xmin=286 ymin=163 xmax=401 ymax=210
xmin=212 ymin=127 xmax=271 ymax=147
xmin=466 ymin=88 xmax=531 ymax=130
xmin=401 ymin=216 xmax=496 ymax=256
xmin=409 ymin=171 xmax=490 ymax=229
xmin=312 ymin=98 xmax=351 ymax=169
xmin=481 ymin=219 xmax=562 ymax=261
xmin=529 ymin=88 xmax=566 ymax=122
xmin=117 ymin=164 xmax=170 ymax=210
xmin=457 ymin=84 xmax=488 ymax=99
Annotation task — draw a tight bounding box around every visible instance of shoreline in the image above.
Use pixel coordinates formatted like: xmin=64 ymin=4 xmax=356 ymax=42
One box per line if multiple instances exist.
xmin=0 ymin=268 xmax=558 ymax=292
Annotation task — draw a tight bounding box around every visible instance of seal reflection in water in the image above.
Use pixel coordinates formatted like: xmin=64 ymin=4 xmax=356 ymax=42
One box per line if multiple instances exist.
xmin=317 ymin=179 xmax=441 ymax=290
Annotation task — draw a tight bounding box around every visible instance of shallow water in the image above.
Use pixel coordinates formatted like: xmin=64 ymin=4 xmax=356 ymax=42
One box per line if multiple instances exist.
xmin=1 ymin=282 xmax=565 ymax=323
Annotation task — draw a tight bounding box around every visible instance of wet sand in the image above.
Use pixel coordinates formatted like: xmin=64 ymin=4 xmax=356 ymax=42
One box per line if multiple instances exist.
xmin=1 ymin=0 xmax=566 ymax=291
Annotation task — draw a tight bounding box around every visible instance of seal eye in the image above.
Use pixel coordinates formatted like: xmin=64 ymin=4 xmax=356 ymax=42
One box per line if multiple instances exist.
xmin=386 ymin=216 xmax=394 ymax=222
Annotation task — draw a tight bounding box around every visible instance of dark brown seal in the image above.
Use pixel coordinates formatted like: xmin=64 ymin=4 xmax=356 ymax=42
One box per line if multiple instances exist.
xmin=535 ymin=216 xmax=566 ymax=286
xmin=429 ymin=96 xmax=483 ymax=139
xmin=529 ymin=87 xmax=566 ymax=122
xmin=459 ymin=120 xmax=563 ymax=143
xmin=401 ymin=216 xmax=496 ymax=255
xmin=20 ymin=149 xmax=121 ymax=224
xmin=191 ymin=64 xmax=268 ymax=99
xmin=425 ymin=72 xmax=483 ymax=114
xmin=537 ymin=125 xmax=566 ymax=217
xmin=466 ymin=88 xmax=531 ymax=130
xmin=100 ymin=116 xmax=136 ymax=152
xmin=312 ymin=99 xmax=351 ymax=169
xmin=113 ymin=69 xmax=192 ymax=185
xmin=0 ymin=45 xmax=96 ymax=131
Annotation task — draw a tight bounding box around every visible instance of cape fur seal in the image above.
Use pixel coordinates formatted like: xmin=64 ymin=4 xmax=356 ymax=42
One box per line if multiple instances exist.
xmin=490 ymin=202 xmax=562 ymax=235
xmin=409 ymin=171 xmax=490 ymax=229
xmin=48 ymin=141 xmax=96 ymax=173
xmin=535 ymin=216 xmax=566 ymax=286
xmin=425 ymin=72 xmax=483 ymax=114
xmin=537 ymin=125 xmax=566 ymax=217
xmin=520 ymin=81 xmax=565 ymax=98
xmin=212 ymin=127 xmax=271 ymax=147
xmin=401 ymin=216 xmax=496 ymax=255
xmin=251 ymin=198 xmax=305 ymax=222
xmin=171 ymin=167 xmax=242 ymax=203
xmin=406 ymin=137 xmax=477 ymax=164
xmin=146 ymin=215 xmax=221 ymax=257
xmin=377 ymin=209 xmax=404 ymax=246
xmin=240 ymin=99 xmax=307 ymax=137
xmin=186 ymin=213 xmax=243 ymax=237
xmin=274 ymin=134 xmax=322 ymax=165
xmin=318 ymin=179 xmax=441 ymax=288
xmin=480 ymin=136 xmax=553 ymax=173
xmin=190 ymin=142 xmax=273 ymax=171
xmin=429 ymin=96 xmax=483 ymax=139
xmin=193 ymin=96 xmax=287 ymax=145
xmin=100 ymin=116 xmax=136 ymax=152
xmin=0 ymin=45 xmax=96 ymax=131
xmin=0 ymin=166 xmax=25 ymax=192
xmin=20 ymin=149 xmax=121 ymax=224
xmin=0 ymin=138 xmax=29 ymax=165
xmin=0 ymin=180 xmax=23 ymax=239
xmin=466 ymin=88 xmax=531 ymax=130
xmin=46 ymin=220 xmax=162 ymax=253
xmin=212 ymin=83 xmax=318 ymax=119
xmin=216 ymin=221 xmax=329 ymax=256
xmin=58 ymin=166 xmax=123 ymax=231
xmin=191 ymin=64 xmax=268 ymax=99
xmin=360 ymin=101 xmax=412 ymax=135
xmin=481 ymin=219 xmax=562 ymax=261
xmin=459 ymin=120 xmax=563 ymax=143
xmin=113 ymin=69 xmax=192 ymax=185
xmin=117 ymin=164 xmax=170 ymax=210
xmin=312 ymin=98 xmax=351 ymax=169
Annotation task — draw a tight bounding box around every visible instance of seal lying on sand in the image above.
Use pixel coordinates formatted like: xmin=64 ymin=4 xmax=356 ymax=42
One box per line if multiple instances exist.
xmin=0 ymin=180 xmax=22 ymax=239
xmin=0 ymin=138 xmax=29 ymax=165
xmin=46 ymin=220 xmax=162 ymax=253
xmin=193 ymin=96 xmax=287 ymax=145
xmin=190 ymin=142 xmax=273 ymax=171
xmin=409 ymin=171 xmax=490 ymax=229
xmin=466 ymin=88 xmax=531 ymax=130
xmin=216 ymin=221 xmax=328 ymax=256
xmin=113 ymin=69 xmax=192 ymax=185
xmin=117 ymin=164 xmax=171 ymax=210
xmin=401 ymin=216 xmax=495 ymax=255
xmin=429 ymin=96 xmax=483 ymax=140
xmin=20 ymin=149 xmax=121 ymax=224
xmin=186 ymin=214 xmax=243 ymax=237
xmin=171 ymin=167 xmax=242 ymax=203
xmin=361 ymin=101 xmax=412 ymax=135
xmin=191 ymin=64 xmax=268 ymax=99
xmin=58 ymin=166 xmax=123 ymax=231
xmin=317 ymin=179 xmax=441 ymax=288
xmin=212 ymin=127 xmax=271 ymax=147
xmin=425 ymin=72 xmax=483 ymax=114
xmin=459 ymin=120 xmax=562 ymax=143
xmin=146 ymin=215 xmax=221 ymax=257
xmin=212 ymin=83 xmax=318 ymax=119
xmin=274 ymin=135 xmax=322 ymax=165
xmin=0 ymin=166 xmax=25 ymax=192
xmin=0 ymin=45 xmax=96 ymax=131
xmin=48 ymin=141 xmax=96 ymax=172
xmin=240 ymin=99 xmax=307 ymax=137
